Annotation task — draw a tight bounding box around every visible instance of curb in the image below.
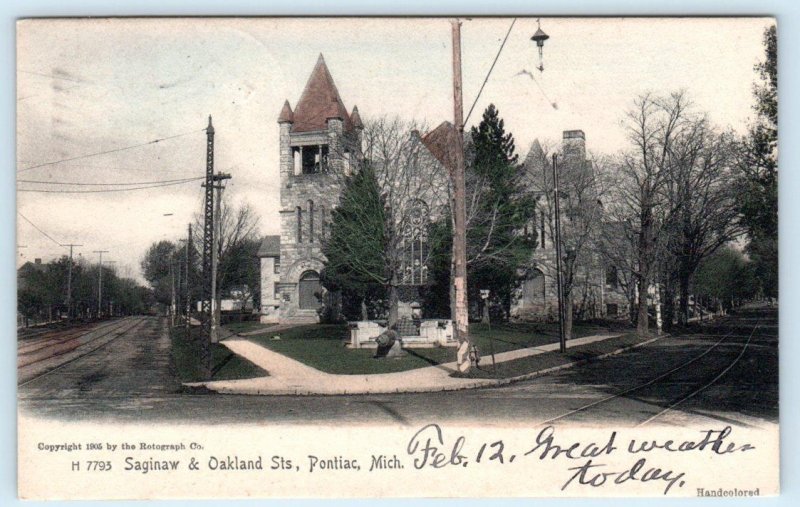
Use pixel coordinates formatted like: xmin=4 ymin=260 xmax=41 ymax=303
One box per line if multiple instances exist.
xmin=188 ymin=333 xmax=666 ymax=397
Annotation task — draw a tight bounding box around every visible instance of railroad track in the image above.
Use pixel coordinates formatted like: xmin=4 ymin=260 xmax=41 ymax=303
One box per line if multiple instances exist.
xmin=537 ymin=314 xmax=763 ymax=427
xmin=18 ymin=317 xmax=149 ymax=387
xmin=18 ymin=319 xmax=129 ymax=358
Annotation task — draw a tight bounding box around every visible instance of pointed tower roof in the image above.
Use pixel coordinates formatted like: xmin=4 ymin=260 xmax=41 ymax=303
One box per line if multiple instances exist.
xmin=277 ymin=100 xmax=294 ymax=123
xmin=291 ymin=54 xmax=352 ymax=133
xmin=523 ymin=139 xmax=545 ymax=168
xmin=350 ymin=105 xmax=363 ymax=129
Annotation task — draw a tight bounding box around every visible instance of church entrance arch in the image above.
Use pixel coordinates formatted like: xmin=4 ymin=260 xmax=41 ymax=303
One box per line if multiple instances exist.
xmin=298 ymin=270 xmax=322 ymax=310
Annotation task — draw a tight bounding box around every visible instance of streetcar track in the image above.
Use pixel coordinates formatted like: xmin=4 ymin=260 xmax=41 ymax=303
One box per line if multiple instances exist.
xmin=536 ymin=316 xmax=761 ymax=426
xmin=18 ymin=320 xmax=131 ymax=357
xmin=17 ymin=319 xmax=139 ymax=367
xmin=18 ymin=317 xmax=149 ymax=388
xmin=637 ymin=320 xmax=760 ymax=426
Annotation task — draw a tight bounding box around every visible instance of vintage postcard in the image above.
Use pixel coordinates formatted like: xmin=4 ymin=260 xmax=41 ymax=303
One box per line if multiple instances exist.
xmin=16 ymin=17 xmax=778 ymax=499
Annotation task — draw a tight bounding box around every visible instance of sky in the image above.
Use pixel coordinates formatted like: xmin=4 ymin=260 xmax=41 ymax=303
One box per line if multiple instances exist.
xmin=16 ymin=17 xmax=774 ymax=283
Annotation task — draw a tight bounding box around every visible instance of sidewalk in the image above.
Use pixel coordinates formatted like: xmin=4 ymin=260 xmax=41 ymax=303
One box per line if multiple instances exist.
xmin=186 ymin=332 xmax=624 ymax=396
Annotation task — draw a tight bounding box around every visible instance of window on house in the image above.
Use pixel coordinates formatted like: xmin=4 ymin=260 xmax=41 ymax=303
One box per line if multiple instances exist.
xmin=606 ymin=303 xmax=619 ymax=316
xmin=274 ymin=257 xmax=281 ymax=274
xmin=606 ymin=265 xmax=618 ymax=289
xmin=540 ymin=214 xmax=546 ymax=248
xmin=274 ymin=282 xmax=281 ymax=299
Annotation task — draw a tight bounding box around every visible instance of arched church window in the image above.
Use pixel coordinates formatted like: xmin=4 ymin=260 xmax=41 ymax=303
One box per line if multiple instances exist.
xmin=308 ymin=200 xmax=314 ymax=243
xmin=296 ymin=206 xmax=303 ymax=243
xmin=401 ymin=199 xmax=429 ymax=285
xmin=319 ymin=206 xmax=326 ymax=241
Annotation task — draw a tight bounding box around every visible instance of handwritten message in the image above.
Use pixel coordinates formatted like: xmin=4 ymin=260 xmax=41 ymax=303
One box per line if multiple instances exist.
xmin=25 ymin=422 xmax=770 ymax=499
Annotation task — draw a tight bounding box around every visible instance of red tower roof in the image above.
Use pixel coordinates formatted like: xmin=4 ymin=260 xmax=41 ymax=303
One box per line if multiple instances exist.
xmin=277 ymin=100 xmax=294 ymax=123
xmin=290 ymin=54 xmax=352 ymax=133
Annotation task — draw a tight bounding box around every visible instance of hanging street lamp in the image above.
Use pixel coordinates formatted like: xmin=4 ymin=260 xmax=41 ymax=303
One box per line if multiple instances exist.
xmin=531 ymin=19 xmax=550 ymax=73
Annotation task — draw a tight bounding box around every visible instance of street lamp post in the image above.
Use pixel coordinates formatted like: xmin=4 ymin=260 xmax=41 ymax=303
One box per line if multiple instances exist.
xmin=552 ymin=153 xmax=567 ymax=353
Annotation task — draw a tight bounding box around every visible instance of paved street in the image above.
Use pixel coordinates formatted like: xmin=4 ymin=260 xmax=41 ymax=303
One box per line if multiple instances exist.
xmin=19 ymin=308 xmax=777 ymax=428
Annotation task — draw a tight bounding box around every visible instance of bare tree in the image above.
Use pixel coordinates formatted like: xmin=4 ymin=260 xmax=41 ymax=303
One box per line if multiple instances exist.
xmin=193 ymin=196 xmax=262 ymax=321
xmin=660 ymin=120 xmax=743 ymax=326
xmin=608 ymin=91 xmax=699 ymax=336
xmin=527 ymin=142 xmax=610 ymax=339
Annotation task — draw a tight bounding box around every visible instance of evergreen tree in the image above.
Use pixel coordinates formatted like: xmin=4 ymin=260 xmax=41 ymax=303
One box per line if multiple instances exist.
xmin=321 ymin=163 xmax=389 ymax=320
xmin=467 ymin=104 xmax=537 ymax=317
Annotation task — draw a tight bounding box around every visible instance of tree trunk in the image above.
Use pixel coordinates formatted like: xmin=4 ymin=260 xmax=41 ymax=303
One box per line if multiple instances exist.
xmin=564 ymin=291 xmax=574 ymax=341
xmin=678 ymin=273 xmax=690 ymax=326
xmin=387 ymin=284 xmax=399 ymax=328
xmin=628 ymin=283 xmax=637 ymax=325
xmin=637 ymin=277 xmax=649 ymax=337
xmin=662 ymin=278 xmax=675 ymax=332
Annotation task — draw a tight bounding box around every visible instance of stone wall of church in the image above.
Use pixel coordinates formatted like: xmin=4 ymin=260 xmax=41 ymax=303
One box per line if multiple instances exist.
xmin=277 ymin=119 xmax=360 ymax=320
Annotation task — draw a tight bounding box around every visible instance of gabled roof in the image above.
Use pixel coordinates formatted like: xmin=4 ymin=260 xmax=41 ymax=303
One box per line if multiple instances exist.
xmin=290 ymin=54 xmax=352 ymax=133
xmin=523 ymin=139 xmax=546 ymax=168
xmin=421 ymin=121 xmax=458 ymax=172
xmin=257 ymin=235 xmax=281 ymax=258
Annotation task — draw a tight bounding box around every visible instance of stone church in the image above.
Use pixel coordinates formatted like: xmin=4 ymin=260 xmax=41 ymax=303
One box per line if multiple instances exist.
xmin=258 ymin=54 xmax=628 ymax=324
xmin=258 ymin=54 xmax=363 ymax=324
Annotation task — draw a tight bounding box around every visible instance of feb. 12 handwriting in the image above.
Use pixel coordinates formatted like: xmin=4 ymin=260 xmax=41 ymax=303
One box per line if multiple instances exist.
xmin=406 ymin=424 xmax=755 ymax=495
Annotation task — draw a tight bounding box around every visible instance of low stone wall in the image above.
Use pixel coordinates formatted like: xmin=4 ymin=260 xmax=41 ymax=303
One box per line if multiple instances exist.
xmin=349 ymin=320 xmax=456 ymax=348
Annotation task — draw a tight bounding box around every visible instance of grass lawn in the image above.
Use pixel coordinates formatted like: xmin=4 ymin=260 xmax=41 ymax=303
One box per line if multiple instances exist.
xmin=246 ymin=321 xmax=630 ymax=376
xmin=170 ymin=327 xmax=268 ymax=383
xmin=223 ymin=320 xmax=276 ymax=335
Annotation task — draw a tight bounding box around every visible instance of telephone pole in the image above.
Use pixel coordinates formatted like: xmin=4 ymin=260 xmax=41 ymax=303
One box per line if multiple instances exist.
xmin=61 ymin=243 xmax=82 ymax=318
xmin=183 ymin=224 xmax=193 ymax=339
xmin=93 ymin=250 xmax=109 ymax=318
xmin=106 ymin=261 xmax=117 ymax=317
xmin=451 ymin=19 xmax=471 ymax=373
xmin=209 ymin=172 xmax=231 ymax=343
xmin=552 ymin=153 xmax=566 ymax=353
xmin=169 ymin=259 xmax=176 ymax=327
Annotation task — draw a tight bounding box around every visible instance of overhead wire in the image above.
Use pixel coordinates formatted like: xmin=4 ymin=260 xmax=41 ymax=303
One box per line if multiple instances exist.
xmin=18 ymin=177 xmax=205 ymax=194
xmin=18 ymin=176 xmax=204 ymax=187
xmin=464 ymin=18 xmax=517 ymax=125
xmin=18 ymin=129 xmax=205 ymax=173
xmin=17 ymin=212 xmax=66 ymax=249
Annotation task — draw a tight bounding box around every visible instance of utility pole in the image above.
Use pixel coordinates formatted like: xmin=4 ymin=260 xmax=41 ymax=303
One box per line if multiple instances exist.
xmin=451 ymin=19 xmax=471 ymax=373
xmin=200 ymin=116 xmax=216 ymax=379
xmin=93 ymin=250 xmax=109 ymax=319
xmin=106 ymin=261 xmax=117 ymax=317
xmin=169 ymin=259 xmax=176 ymax=327
xmin=210 ymin=172 xmax=231 ymax=343
xmin=61 ymin=243 xmax=82 ymax=318
xmin=184 ymin=224 xmax=193 ymax=339
xmin=552 ymin=154 xmax=566 ymax=353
